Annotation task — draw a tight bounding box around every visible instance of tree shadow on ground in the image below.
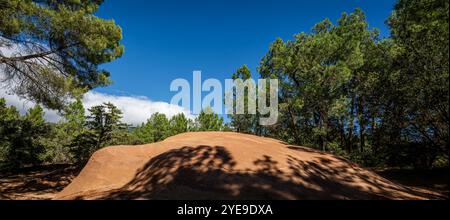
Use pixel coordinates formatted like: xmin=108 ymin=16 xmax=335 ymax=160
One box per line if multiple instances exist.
xmin=87 ymin=145 xmax=440 ymax=200
xmin=0 ymin=165 xmax=79 ymax=200
xmin=375 ymin=168 xmax=449 ymax=199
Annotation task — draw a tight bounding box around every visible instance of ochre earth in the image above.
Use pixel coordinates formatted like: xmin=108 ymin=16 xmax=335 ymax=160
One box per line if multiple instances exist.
xmin=55 ymin=132 xmax=430 ymax=200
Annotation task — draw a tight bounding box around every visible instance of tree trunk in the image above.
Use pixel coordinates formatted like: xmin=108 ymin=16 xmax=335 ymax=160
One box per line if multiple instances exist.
xmin=371 ymin=115 xmax=378 ymax=153
xmin=358 ymin=96 xmax=366 ymax=153
xmin=339 ymin=118 xmax=345 ymax=149
xmin=348 ymin=96 xmax=355 ymax=153
xmin=319 ymin=110 xmax=328 ymax=152
xmin=287 ymin=105 xmax=301 ymax=144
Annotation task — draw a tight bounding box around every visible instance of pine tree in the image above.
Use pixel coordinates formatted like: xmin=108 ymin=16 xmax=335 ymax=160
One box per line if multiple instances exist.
xmin=71 ymin=102 xmax=125 ymax=164
xmin=0 ymin=0 xmax=124 ymax=109
xmin=196 ymin=107 xmax=225 ymax=131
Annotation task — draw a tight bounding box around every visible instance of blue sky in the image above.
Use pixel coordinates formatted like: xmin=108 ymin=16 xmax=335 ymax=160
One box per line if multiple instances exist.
xmin=95 ymin=0 xmax=397 ymax=102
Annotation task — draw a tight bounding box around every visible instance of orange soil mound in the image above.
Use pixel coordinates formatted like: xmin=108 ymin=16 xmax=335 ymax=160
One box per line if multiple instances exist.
xmin=55 ymin=132 xmax=427 ymax=200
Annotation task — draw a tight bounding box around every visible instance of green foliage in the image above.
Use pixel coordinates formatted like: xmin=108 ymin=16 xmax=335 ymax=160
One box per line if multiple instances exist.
xmin=257 ymin=9 xmax=376 ymax=150
xmin=71 ymin=102 xmax=126 ymax=164
xmin=0 ymin=98 xmax=20 ymax=167
xmin=40 ymin=98 xmax=86 ymax=164
xmin=0 ymin=98 xmax=50 ymax=169
xmin=133 ymin=122 xmax=155 ymax=144
xmin=195 ymin=107 xmax=225 ymax=131
xmin=387 ymin=0 xmax=449 ymax=168
xmin=0 ymin=0 xmax=124 ymax=109
xmin=169 ymin=113 xmax=191 ymax=135
xmin=146 ymin=113 xmax=170 ymax=142
xmin=134 ymin=112 xmax=195 ymax=144
xmin=134 ymin=113 xmax=170 ymax=143
xmin=231 ymin=3 xmax=449 ymax=169
xmin=108 ymin=128 xmax=144 ymax=146
xmin=228 ymin=65 xmax=258 ymax=134
xmin=64 ymin=98 xmax=86 ymax=132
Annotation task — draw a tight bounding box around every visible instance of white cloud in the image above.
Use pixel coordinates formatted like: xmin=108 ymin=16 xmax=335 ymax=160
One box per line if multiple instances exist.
xmin=0 ymin=87 xmax=193 ymax=125
xmin=82 ymin=91 xmax=193 ymax=125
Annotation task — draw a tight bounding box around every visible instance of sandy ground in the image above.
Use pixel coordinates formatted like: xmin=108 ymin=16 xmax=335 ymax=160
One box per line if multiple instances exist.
xmin=48 ymin=132 xmax=447 ymax=200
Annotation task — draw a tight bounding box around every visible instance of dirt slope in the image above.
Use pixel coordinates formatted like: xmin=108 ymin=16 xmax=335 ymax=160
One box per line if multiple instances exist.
xmin=55 ymin=132 xmax=431 ymax=200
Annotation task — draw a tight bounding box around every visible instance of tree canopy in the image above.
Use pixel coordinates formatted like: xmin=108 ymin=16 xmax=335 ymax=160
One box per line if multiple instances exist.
xmin=0 ymin=0 xmax=124 ymax=109
xmin=230 ymin=1 xmax=448 ymax=169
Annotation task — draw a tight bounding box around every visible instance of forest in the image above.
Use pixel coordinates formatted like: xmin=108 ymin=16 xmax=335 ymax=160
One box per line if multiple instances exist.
xmin=0 ymin=0 xmax=448 ymax=173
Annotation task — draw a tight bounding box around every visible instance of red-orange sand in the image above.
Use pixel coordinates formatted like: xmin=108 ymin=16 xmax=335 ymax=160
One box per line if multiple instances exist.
xmin=55 ymin=132 xmax=430 ymax=200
